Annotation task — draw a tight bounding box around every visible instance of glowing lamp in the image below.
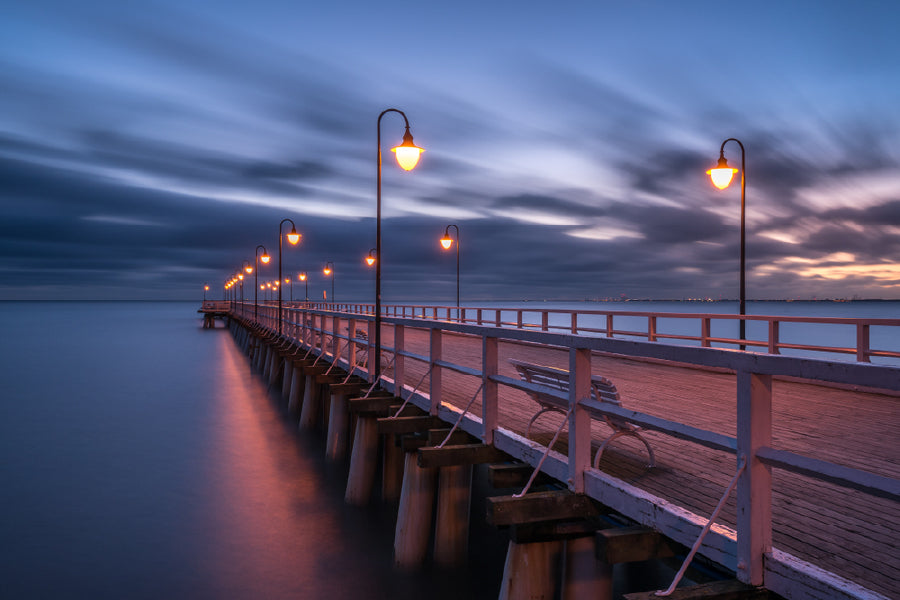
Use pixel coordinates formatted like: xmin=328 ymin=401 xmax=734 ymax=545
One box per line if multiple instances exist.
xmin=261 ymin=254 xmax=271 ymax=264
xmin=366 ymin=255 xmax=375 ymax=266
xmin=284 ymin=278 xmax=290 ymax=284
xmin=245 ymin=265 xmax=253 ymax=274
xmin=238 ymin=274 xmax=243 ymax=281
xmin=287 ymin=227 xmax=301 ymax=245
xmin=391 ymin=127 xmax=424 ymax=171
xmin=204 ymin=285 xmax=209 ymax=291
xmin=440 ymin=236 xmax=453 ymax=250
xmin=323 ymin=266 xmax=332 ymax=276
xmin=299 ymin=273 xmax=307 ymax=281
xmin=707 ymin=155 xmax=738 ymax=190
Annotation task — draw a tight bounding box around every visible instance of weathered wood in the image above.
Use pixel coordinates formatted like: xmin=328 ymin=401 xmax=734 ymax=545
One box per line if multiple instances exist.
xmin=394 ymin=452 xmax=437 ymax=569
xmin=327 ymin=381 xmax=369 ymax=395
xmin=377 ymin=415 xmax=444 ymax=435
xmin=487 ymin=490 xmax=601 ymax=527
xmin=348 ymin=394 xmax=399 ymax=416
xmin=315 ymin=372 xmax=347 ymax=384
xmin=426 ymin=428 xmax=472 ymax=447
xmin=345 ymin=415 xmax=378 ymax=505
xmin=433 ymin=464 xmax=472 ymax=567
xmin=623 ymin=579 xmax=769 ymax=600
xmin=417 ymin=443 xmax=509 ymax=468
xmin=498 ymin=539 xmax=563 ymax=600
xmin=595 ymin=525 xmax=675 ymax=564
xmin=564 ymin=535 xmax=613 ymax=600
xmin=509 ymin=517 xmax=611 ymax=544
xmin=488 ymin=463 xmax=555 ymax=489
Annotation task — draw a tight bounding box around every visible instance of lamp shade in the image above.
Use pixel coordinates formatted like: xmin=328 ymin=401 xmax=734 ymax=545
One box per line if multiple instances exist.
xmin=287 ymin=228 xmax=301 ymax=245
xmin=391 ymin=128 xmax=423 ymax=171
xmin=365 ymin=256 xmax=376 ymax=266
xmin=261 ymin=254 xmax=271 ymax=264
xmin=707 ymin=156 xmax=737 ymax=190
xmin=440 ymin=236 xmax=453 ymax=250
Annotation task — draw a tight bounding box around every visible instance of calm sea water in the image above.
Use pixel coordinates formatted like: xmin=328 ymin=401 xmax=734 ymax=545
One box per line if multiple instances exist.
xmin=0 ymin=302 xmax=506 ymax=599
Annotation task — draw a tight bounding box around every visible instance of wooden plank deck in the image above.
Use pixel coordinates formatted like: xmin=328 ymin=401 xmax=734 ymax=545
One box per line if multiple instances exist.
xmin=372 ymin=325 xmax=899 ymax=598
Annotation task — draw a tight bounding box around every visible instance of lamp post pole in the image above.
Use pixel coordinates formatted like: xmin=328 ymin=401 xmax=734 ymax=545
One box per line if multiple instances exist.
xmin=375 ymin=108 xmax=423 ymax=382
xmin=254 ymin=245 xmax=270 ymax=321
xmin=324 ymin=262 xmax=335 ymax=304
xmin=440 ymin=224 xmax=460 ymax=308
xmin=299 ymin=272 xmax=308 ymax=302
xmin=277 ymin=219 xmax=300 ymax=334
xmin=708 ymin=138 xmax=746 ymax=349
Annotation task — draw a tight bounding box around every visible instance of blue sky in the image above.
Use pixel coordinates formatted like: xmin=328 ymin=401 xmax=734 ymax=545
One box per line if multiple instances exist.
xmin=2 ymin=0 xmax=899 ymax=301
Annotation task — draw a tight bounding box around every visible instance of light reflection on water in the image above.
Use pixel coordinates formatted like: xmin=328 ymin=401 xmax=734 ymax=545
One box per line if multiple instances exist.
xmin=0 ymin=303 xmax=504 ymax=599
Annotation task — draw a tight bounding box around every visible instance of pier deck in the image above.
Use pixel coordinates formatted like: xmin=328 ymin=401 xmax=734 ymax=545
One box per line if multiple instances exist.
xmin=383 ymin=326 xmax=899 ymax=598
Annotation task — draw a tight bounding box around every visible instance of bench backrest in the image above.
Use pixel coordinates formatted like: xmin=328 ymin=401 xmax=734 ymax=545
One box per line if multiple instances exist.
xmin=509 ymin=358 xmax=621 ymax=407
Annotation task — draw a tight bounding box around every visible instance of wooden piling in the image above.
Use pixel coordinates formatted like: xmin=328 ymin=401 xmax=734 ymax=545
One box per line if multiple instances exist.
xmin=281 ymin=357 xmax=293 ymax=400
xmin=498 ymin=539 xmax=563 ymax=600
xmin=287 ymin=364 xmax=305 ymax=415
xmin=393 ymin=451 xmax=437 ymax=570
xmin=382 ymin=434 xmax=405 ymax=503
xmin=563 ymin=536 xmax=612 ymax=600
xmin=433 ymin=464 xmax=473 ymax=567
xmin=345 ymin=415 xmax=379 ymax=505
xmin=299 ymin=374 xmax=319 ymax=430
xmin=325 ymin=392 xmax=350 ymax=461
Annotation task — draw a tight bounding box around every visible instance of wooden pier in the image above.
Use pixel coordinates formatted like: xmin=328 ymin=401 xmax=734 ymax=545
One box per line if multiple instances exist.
xmin=216 ymin=302 xmax=899 ymax=600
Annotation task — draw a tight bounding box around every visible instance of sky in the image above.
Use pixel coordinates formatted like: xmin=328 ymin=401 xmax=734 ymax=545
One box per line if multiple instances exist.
xmin=2 ymin=0 xmax=899 ymax=302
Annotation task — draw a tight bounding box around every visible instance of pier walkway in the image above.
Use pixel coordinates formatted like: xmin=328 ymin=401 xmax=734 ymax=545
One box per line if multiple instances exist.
xmin=218 ymin=302 xmax=899 ymax=600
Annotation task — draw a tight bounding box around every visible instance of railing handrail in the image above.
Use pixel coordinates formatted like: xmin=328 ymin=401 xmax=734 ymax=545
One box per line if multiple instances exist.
xmin=244 ymin=300 xmax=900 ymax=364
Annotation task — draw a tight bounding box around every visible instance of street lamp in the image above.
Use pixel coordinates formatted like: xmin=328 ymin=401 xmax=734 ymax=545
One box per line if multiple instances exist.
xmin=439 ymin=224 xmax=460 ymax=308
xmin=299 ymin=272 xmax=308 ymax=302
xmin=203 ymin=284 xmax=209 ymax=301
xmin=376 ymin=108 xmax=424 ymax=381
xmin=323 ymin=262 xmax=335 ymax=303
xmin=278 ymin=218 xmax=301 ymax=334
xmin=365 ymin=248 xmax=376 ymax=267
xmin=254 ymin=245 xmax=270 ymax=320
xmin=707 ymin=138 xmax=747 ymax=349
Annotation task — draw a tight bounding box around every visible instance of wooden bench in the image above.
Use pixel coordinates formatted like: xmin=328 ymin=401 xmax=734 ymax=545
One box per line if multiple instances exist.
xmin=509 ymin=358 xmax=655 ymax=468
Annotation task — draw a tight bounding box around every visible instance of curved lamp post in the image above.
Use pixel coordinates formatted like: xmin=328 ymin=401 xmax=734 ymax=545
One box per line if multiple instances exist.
xmin=254 ymin=245 xmax=271 ymax=320
xmin=439 ymin=224 xmax=460 ymax=308
xmin=299 ymin=272 xmax=308 ymax=302
xmin=277 ymin=219 xmax=301 ymax=334
xmin=707 ymin=138 xmax=746 ymax=349
xmin=323 ymin=262 xmax=335 ymax=303
xmin=375 ymin=108 xmax=424 ymax=381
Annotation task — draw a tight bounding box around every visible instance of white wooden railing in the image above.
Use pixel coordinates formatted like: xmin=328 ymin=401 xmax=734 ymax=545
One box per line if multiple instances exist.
xmin=236 ymin=300 xmax=900 ymax=364
xmin=231 ymin=302 xmax=899 ymax=600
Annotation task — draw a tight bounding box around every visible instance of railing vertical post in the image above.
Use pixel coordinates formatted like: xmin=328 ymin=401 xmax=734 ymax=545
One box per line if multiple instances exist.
xmin=857 ymin=323 xmax=871 ymax=363
xmin=606 ymin=314 xmax=614 ymax=338
xmin=460 ymin=308 xmax=466 ymax=324
xmin=768 ymin=319 xmax=780 ymax=355
xmin=541 ymin=312 xmax=549 ymax=332
xmin=477 ymin=309 xmax=483 ymax=325
xmin=495 ymin=310 xmax=501 ymax=327
xmin=702 ymin=318 xmax=711 ymax=347
xmin=331 ymin=314 xmax=340 ymax=357
xmin=517 ymin=310 xmax=523 ymax=329
xmin=648 ymin=316 xmax=657 ymax=342
xmin=394 ymin=324 xmax=405 ymax=399
xmin=430 ymin=328 xmax=442 ymax=415
xmin=568 ymin=347 xmax=591 ymax=494
xmin=571 ymin=313 xmax=578 ymax=335
xmin=367 ymin=318 xmax=376 ymax=382
xmin=348 ymin=318 xmax=357 ymax=370
xmin=446 ymin=307 xmax=451 ymax=321
xmin=736 ymin=370 xmax=773 ymax=585
xmin=482 ymin=336 xmax=498 ymax=445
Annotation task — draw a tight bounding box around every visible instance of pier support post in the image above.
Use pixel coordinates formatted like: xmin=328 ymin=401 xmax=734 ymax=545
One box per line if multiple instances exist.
xmin=498 ymin=539 xmax=563 ymax=600
xmin=563 ymin=536 xmax=612 ymax=600
xmin=383 ymin=434 xmax=405 ymax=503
xmin=287 ymin=364 xmax=305 ymax=415
xmin=325 ymin=392 xmax=350 ymax=461
xmin=268 ymin=352 xmax=282 ymax=388
xmin=433 ymin=464 xmax=473 ymax=567
xmin=299 ymin=375 xmax=319 ymax=430
xmin=281 ymin=357 xmax=293 ymax=400
xmin=393 ymin=452 xmax=437 ymax=569
xmin=345 ymin=415 xmax=379 ymax=505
